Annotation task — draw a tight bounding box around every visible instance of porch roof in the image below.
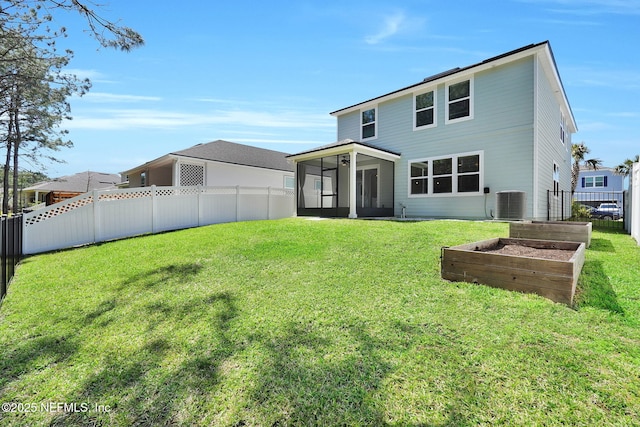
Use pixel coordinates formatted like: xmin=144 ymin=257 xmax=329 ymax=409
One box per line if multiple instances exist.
xmin=286 ymin=139 xmax=401 ymax=163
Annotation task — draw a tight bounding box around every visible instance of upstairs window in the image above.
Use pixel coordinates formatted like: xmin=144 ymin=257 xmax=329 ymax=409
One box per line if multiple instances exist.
xmin=414 ymin=90 xmax=436 ymax=129
xmin=361 ymin=107 xmax=377 ymax=140
xmin=583 ymin=176 xmax=606 ymax=188
xmin=446 ymin=78 xmax=473 ymax=123
xmin=560 ymin=112 xmax=566 ymax=144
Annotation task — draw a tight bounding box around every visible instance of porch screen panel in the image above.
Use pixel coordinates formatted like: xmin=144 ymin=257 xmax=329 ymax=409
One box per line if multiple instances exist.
xmin=298 ymin=160 xmax=322 ymax=208
xmin=322 ymin=168 xmax=337 ymax=208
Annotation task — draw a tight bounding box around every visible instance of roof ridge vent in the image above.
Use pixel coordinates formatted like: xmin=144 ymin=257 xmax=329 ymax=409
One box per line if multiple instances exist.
xmin=423 ymin=67 xmax=461 ymax=82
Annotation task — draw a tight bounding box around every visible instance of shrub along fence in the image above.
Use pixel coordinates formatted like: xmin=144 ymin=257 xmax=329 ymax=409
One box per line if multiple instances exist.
xmin=0 ymin=215 xmax=22 ymax=303
xmin=23 ymin=186 xmax=295 ymax=255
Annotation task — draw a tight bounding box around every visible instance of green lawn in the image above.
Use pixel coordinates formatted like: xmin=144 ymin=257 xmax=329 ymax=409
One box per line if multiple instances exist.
xmin=0 ymin=218 xmax=639 ymax=426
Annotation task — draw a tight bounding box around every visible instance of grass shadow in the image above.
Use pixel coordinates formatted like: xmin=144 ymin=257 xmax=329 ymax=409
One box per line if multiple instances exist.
xmin=52 ymin=290 xmax=240 ymax=426
xmin=242 ymin=320 xmax=391 ymax=426
xmin=576 ymin=260 xmax=624 ymax=314
xmin=119 ymin=262 xmax=204 ymax=290
xmin=0 ymin=336 xmax=79 ymax=393
xmin=589 ymin=237 xmax=616 ymax=253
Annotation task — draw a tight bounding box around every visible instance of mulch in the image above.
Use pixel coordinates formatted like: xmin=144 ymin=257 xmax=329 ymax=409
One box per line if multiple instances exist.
xmin=478 ymin=243 xmax=575 ymax=261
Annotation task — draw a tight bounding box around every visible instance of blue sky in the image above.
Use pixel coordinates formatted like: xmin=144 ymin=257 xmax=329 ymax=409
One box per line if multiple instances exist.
xmin=47 ymin=0 xmax=640 ymax=178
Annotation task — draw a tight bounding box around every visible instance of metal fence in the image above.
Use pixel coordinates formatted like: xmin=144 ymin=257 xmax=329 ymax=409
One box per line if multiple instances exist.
xmin=548 ymin=190 xmax=625 ymax=229
xmin=0 ymin=215 xmax=22 ymax=303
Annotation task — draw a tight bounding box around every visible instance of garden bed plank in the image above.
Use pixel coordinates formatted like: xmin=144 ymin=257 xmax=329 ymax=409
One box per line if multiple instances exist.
xmin=509 ymin=221 xmax=592 ymax=248
xmin=441 ymin=237 xmax=586 ymax=305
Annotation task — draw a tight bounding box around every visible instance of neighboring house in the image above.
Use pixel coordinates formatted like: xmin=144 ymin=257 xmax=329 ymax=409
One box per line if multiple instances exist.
xmin=288 ymin=41 xmax=576 ymax=220
xmin=22 ymin=171 xmax=121 ymax=207
xmin=574 ymin=166 xmax=624 ymax=207
xmin=121 ymin=140 xmax=295 ymax=189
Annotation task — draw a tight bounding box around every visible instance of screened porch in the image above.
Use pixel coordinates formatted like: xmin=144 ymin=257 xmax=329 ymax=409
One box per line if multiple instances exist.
xmin=288 ymin=141 xmax=399 ymax=218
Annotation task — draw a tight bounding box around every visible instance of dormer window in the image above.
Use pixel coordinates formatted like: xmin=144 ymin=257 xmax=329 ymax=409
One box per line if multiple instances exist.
xmin=361 ymin=107 xmax=377 ymax=140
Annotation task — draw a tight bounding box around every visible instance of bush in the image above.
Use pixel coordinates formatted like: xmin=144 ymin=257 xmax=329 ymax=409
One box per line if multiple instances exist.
xmin=571 ymin=201 xmax=592 ymax=219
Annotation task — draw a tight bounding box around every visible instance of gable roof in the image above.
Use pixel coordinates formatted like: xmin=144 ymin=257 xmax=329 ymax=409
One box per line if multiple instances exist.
xmin=171 ymin=140 xmax=294 ymax=171
xmin=23 ymin=171 xmax=120 ymax=193
xmin=122 ymin=140 xmax=294 ymax=175
xmin=330 ymin=41 xmax=577 ymax=133
xmin=287 ymin=139 xmax=401 ymax=162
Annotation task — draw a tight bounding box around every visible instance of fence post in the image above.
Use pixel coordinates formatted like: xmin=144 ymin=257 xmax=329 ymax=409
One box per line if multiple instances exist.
xmin=92 ymin=189 xmax=100 ymax=244
xmin=197 ymin=185 xmax=203 ymax=227
xmin=1 ymin=217 xmax=6 ymax=302
xmin=235 ymin=185 xmax=240 ymax=222
xmin=267 ymin=187 xmax=271 ymax=220
xmin=151 ymin=185 xmax=157 ymax=234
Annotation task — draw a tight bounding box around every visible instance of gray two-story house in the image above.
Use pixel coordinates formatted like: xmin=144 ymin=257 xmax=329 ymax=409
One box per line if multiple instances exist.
xmin=288 ymin=41 xmax=577 ymax=220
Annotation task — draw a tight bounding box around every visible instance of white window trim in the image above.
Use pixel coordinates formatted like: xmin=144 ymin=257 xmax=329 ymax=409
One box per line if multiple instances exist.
xmin=413 ymin=88 xmax=437 ymax=130
xmin=284 ymin=175 xmax=295 ymax=189
xmin=553 ymin=162 xmax=560 ymax=198
xmin=584 ymin=175 xmax=605 ymax=188
xmin=408 ymin=150 xmax=484 ymax=198
xmin=360 ymin=106 xmax=378 ymax=141
xmin=445 ymin=76 xmax=474 ymax=125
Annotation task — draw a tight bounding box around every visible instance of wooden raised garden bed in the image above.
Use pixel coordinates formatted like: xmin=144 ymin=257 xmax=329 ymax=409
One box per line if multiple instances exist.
xmin=509 ymin=220 xmax=592 ymax=248
xmin=441 ymin=237 xmax=586 ymax=305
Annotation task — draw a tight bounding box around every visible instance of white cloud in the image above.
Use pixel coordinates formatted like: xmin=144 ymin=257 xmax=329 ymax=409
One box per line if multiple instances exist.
xmin=82 ymin=92 xmax=163 ymax=103
xmin=64 ymin=107 xmax=334 ymax=131
xmin=565 ymin=67 xmax=640 ymax=90
xmin=516 ymin=0 xmax=640 ymax=15
xmin=365 ymin=11 xmax=406 ymax=45
xmin=606 ymin=111 xmax=640 ymax=118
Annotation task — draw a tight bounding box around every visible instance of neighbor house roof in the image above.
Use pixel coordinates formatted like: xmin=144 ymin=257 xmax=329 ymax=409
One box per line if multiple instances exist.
xmin=171 ymin=140 xmax=294 ymax=171
xmin=122 ymin=140 xmax=294 ymax=175
xmin=23 ymin=171 xmax=120 ymax=193
xmin=330 ymin=41 xmax=577 ymax=133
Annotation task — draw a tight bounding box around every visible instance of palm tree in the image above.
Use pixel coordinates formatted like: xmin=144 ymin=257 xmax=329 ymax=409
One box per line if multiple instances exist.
xmin=614 ymin=154 xmax=640 ymax=177
xmin=571 ymin=142 xmax=602 ymax=195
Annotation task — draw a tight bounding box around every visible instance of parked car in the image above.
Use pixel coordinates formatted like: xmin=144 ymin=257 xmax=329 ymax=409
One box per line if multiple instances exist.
xmin=596 ymin=203 xmax=622 ymax=220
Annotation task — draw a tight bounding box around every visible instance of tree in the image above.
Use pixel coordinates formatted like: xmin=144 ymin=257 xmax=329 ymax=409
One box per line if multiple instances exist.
xmin=0 ymin=1 xmax=144 ymax=52
xmin=0 ymin=27 xmax=89 ymax=212
xmin=0 ymin=0 xmax=143 ymax=212
xmin=571 ymin=142 xmax=602 ymax=195
xmin=614 ymin=154 xmax=639 ymax=177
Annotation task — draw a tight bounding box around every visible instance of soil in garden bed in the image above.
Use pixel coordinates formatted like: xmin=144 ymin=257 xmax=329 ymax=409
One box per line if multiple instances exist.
xmin=476 ymin=242 xmax=575 ymax=261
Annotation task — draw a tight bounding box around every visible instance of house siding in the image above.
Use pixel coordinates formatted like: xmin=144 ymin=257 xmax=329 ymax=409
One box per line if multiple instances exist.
xmin=336 ymin=57 xmax=538 ymax=219
xmin=204 ymin=160 xmax=294 ymax=188
xmin=534 ymin=54 xmax=572 ymax=220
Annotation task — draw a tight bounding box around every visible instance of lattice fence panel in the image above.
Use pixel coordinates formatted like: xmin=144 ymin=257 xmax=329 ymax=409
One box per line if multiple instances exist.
xmin=180 ymin=163 xmax=204 ymax=186
xmin=24 ymin=195 xmax=94 ymax=226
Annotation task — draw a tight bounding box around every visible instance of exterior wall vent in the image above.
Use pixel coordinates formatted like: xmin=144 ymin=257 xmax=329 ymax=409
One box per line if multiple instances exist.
xmin=495 ymin=191 xmax=526 ymax=220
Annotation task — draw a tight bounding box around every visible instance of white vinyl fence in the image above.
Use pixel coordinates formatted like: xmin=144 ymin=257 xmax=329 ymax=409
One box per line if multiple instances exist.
xmin=630 ymin=163 xmax=640 ymax=245
xmin=23 ymin=185 xmax=295 ymax=254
